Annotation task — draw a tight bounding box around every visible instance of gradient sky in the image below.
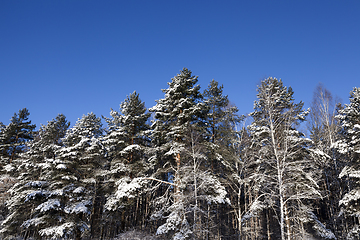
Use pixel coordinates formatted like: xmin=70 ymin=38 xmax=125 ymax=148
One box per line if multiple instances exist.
xmin=1 ymin=1 xmax=359 ymax=128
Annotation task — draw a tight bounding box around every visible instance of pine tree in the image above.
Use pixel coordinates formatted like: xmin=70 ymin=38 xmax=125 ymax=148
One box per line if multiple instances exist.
xmin=203 ymin=79 xmax=241 ymax=171
xmin=149 ymin=68 xmax=204 ymax=239
xmin=334 ymin=87 xmax=360 ymax=239
xmin=148 ymin=69 xmax=229 ymax=239
xmin=27 ymin=113 xmax=104 ymax=240
xmin=246 ymin=78 xmax=332 ymax=239
xmin=203 ymin=79 xmax=243 ymax=238
xmin=0 ymin=114 xmax=70 ymax=239
xmin=0 ymin=108 xmax=36 ymax=239
xmin=149 ymin=68 xmax=205 ymax=194
xmin=0 ymin=108 xmax=36 ymax=168
xmin=103 ymin=91 xmax=150 ymax=179
xmin=102 ymin=91 xmax=151 ymax=236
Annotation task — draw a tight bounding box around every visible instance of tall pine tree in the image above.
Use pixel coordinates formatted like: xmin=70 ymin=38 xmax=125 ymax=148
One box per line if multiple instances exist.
xmin=334 ymin=87 xmax=360 ymax=239
xmin=0 ymin=108 xmax=36 ymax=168
xmin=1 ymin=114 xmax=70 ymax=239
xmin=102 ymin=91 xmax=151 ymax=236
xmin=149 ymin=69 xmax=228 ymax=239
xmin=28 ymin=113 xmax=104 ymax=240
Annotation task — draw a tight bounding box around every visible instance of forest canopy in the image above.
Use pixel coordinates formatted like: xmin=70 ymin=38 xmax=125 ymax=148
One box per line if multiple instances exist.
xmin=0 ymin=68 xmax=359 ymax=240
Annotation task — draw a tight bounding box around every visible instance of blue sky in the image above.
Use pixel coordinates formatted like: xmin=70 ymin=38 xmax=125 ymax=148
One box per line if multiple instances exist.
xmin=1 ymin=1 xmax=359 ymax=128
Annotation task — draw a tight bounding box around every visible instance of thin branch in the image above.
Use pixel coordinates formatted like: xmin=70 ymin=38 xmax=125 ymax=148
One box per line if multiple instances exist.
xmin=143 ymin=177 xmax=177 ymax=187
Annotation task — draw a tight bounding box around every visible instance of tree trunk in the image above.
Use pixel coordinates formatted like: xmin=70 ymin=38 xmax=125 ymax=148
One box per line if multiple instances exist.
xmin=238 ymin=187 xmax=242 ymax=240
xmin=75 ymin=228 xmax=81 ymax=240
xmin=175 ymin=152 xmax=181 ymax=202
xmin=279 ymin=195 xmax=286 ymax=240
xmin=90 ymin=180 xmax=104 ymax=239
xmin=284 ymin=204 xmax=291 ymax=240
xmin=9 ymin=134 xmax=19 ymax=163
xmin=266 ymin=209 xmax=271 ymax=240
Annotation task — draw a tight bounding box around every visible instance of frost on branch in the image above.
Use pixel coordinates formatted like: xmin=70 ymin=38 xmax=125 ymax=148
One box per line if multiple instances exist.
xmin=346 ymin=225 xmax=360 ymax=240
xmin=339 ymin=189 xmax=360 ymax=208
xmin=105 ymin=177 xmax=145 ymax=211
xmin=21 ymin=216 xmax=47 ymax=228
xmin=39 ymin=222 xmax=75 ymax=239
xmin=241 ymin=198 xmax=266 ymax=222
xmin=3 ymin=164 xmax=15 ymax=172
xmin=120 ymin=144 xmax=141 ymax=154
xmin=35 ymin=198 xmax=61 ymax=212
xmin=156 ymin=209 xmax=192 ymax=240
xmin=299 ymin=208 xmax=336 ymax=239
xmin=24 ymin=189 xmax=48 ymax=202
xmin=339 ymin=166 xmax=360 ymax=179
xmin=25 ymin=181 xmax=48 ymax=188
xmin=200 ymin=174 xmax=230 ymax=205
xmin=331 ymin=140 xmax=349 ymax=154
xmin=64 ymin=200 xmax=91 ymax=214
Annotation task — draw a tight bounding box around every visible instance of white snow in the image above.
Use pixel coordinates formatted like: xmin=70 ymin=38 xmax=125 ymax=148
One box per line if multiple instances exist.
xmin=39 ymin=222 xmax=75 ymax=238
xmin=73 ymin=186 xmax=85 ymax=194
xmin=65 ymin=201 xmax=90 ymax=214
xmin=339 ymin=189 xmax=360 ymax=206
xmin=35 ymin=199 xmax=61 ymax=212
xmin=114 ymin=177 xmax=144 ymax=200
xmin=25 ymin=181 xmax=48 ymax=188
xmin=4 ymin=164 xmax=15 ymax=172
xmin=56 ymin=164 xmax=67 ymax=170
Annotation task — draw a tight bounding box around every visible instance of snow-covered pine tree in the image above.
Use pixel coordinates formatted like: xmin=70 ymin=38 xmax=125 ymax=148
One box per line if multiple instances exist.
xmin=103 ymin=91 xmax=150 ymax=179
xmin=203 ymin=79 xmax=243 ymax=237
xmin=149 ymin=68 xmax=205 ymax=195
xmin=0 ymin=108 xmax=36 ymax=169
xmin=26 ymin=113 xmax=104 ymax=240
xmin=334 ymin=87 xmax=360 ymax=239
xmin=0 ymin=114 xmax=70 ymax=239
xmin=246 ymin=78 xmax=333 ymax=240
xmin=149 ymin=69 xmax=229 ymax=239
xmin=0 ymin=108 xmax=36 ymax=238
xmin=102 ymin=91 xmax=151 ymax=236
xmin=203 ymin=79 xmax=241 ymax=171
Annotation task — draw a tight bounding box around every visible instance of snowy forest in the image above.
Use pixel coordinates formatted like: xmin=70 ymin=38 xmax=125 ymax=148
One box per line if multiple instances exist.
xmin=1 ymin=68 xmax=360 ymax=240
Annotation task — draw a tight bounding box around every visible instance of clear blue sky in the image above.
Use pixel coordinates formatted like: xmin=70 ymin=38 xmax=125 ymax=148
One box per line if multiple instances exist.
xmin=1 ymin=1 xmax=359 ymax=128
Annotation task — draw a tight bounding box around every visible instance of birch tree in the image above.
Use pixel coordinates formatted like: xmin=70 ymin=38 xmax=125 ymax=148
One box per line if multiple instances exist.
xmin=246 ymin=78 xmax=332 ymax=239
xmin=308 ymin=84 xmax=344 ymax=236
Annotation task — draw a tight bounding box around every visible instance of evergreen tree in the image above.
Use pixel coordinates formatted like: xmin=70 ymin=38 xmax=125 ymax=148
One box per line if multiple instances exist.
xmin=0 ymin=114 xmax=70 ymax=239
xmin=26 ymin=113 xmax=104 ymax=240
xmin=203 ymin=79 xmax=243 ymax=238
xmin=0 ymin=108 xmax=36 ymax=168
xmin=0 ymin=108 xmax=36 ymax=239
xmin=149 ymin=69 xmax=228 ymax=239
xmin=203 ymin=79 xmax=241 ymax=171
xmin=149 ymin=68 xmax=205 ymax=193
xmin=102 ymin=91 xmax=151 ymax=236
xmin=103 ymin=91 xmax=151 ymax=179
xmin=334 ymin=87 xmax=360 ymax=239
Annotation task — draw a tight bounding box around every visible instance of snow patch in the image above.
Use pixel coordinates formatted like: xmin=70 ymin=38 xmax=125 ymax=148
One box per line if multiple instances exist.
xmin=35 ymin=199 xmax=61 ymax=212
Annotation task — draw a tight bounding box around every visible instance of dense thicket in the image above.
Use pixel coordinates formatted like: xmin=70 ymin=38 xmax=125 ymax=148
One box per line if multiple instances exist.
xmin=0 ymin=69 xmax=358 ymax=240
